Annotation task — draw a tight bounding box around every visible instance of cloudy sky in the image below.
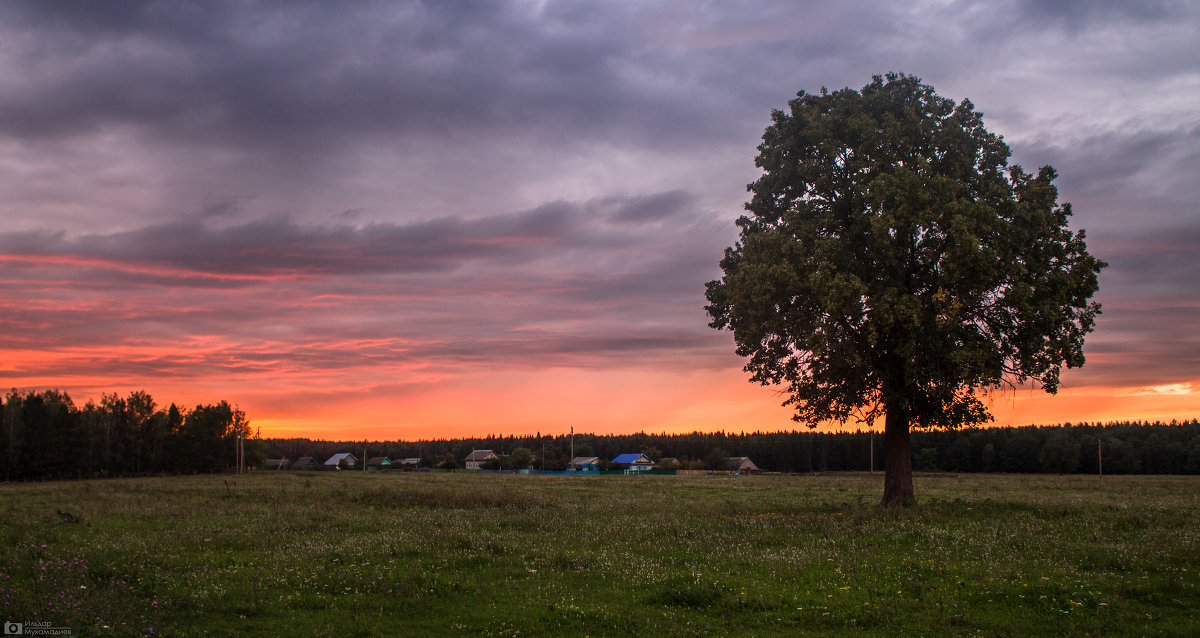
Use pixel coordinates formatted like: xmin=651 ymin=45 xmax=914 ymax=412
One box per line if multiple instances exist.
xmin=1 ymin=0 xmax=1197 ymax=438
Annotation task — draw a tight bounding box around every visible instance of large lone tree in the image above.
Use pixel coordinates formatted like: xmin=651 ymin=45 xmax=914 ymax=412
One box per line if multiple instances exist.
xmin=705 ymin=74 xmax=1104 ymax=506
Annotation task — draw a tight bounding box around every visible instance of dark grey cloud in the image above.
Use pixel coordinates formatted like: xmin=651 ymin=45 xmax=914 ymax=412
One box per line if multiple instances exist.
xmin=1009 ymin=0 xmax=1175 ymax=32
xmin=1009 ymin=124 xmax=1200 ymax=316
xmin=0 ymin=0 xmax=789 ymax=234
xmin=1011 ymin=125 xmax=1200 ymax=225
xmin=0 ymin=0 xmax=750 ymax=153
xmin=0 ymin=189 xmax=702 ymax=279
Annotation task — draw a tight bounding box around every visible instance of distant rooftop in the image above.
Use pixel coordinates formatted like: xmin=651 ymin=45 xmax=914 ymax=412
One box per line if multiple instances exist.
xmin=325 ymin=452 xmax=357 ymax=466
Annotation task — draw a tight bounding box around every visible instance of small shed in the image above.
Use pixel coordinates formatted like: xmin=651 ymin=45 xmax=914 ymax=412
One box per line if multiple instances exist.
xmin=611 ymin=453 xmax=654 ymax=471
xmin=325 ymin=452 xmax=358 ymax=469
xmin=366 ymin=456 xmax=391 ymax=470
xmin=293 ymin=456 xmax=319 ymax=470
xmin=396 ymin=458 xmax=421 ymax=469
xmin=657 ymin=457 xmax=680 ymax=469
xmin=464 ymin=449 xmax=498 ymax=470
xmin=569 ymin=456 xmax=600 ymax=471
xmin=265 ymin=458 xmax=289 ymax=470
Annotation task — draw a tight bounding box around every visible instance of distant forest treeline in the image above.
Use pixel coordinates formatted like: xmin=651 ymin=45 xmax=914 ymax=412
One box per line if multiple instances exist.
xmin=1 ymin=389 xmax=261 ymax=481
xmin=5 ymin=388 xmax=1200 ymax=480
xmin=270 ymin=419 xmax=1200 ymax=475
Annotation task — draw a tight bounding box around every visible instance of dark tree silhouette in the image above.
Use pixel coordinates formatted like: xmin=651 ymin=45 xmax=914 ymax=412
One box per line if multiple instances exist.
xmin=705 ymin=74 xmax=1104 ymax=505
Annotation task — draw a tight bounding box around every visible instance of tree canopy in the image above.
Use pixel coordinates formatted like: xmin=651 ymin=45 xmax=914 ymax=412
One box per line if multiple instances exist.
xmin=705 ymin=73 xmax=1104 ymax=505
xmin=1 ymin=388 xmax=259 ymax=480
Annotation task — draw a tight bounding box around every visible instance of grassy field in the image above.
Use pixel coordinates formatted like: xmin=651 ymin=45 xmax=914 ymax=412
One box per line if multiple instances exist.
xmin=2 ymin=471 xmax=1197 ymax=636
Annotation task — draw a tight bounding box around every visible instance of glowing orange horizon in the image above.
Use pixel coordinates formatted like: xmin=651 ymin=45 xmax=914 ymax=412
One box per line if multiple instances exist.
xmin=248 ymin=380 xmax=1200 ymax=440
xmin=11 ymin=358 xmax=1196 ymax=441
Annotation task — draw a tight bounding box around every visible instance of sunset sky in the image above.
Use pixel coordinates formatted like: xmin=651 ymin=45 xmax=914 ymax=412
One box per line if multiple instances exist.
xmin=1 ymin=1 xmax=1197 ymax=439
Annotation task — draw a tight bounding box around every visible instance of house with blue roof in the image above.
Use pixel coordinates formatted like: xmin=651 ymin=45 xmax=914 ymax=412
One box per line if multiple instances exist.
xmin=610 ymin=453 xmax=653 ymax=471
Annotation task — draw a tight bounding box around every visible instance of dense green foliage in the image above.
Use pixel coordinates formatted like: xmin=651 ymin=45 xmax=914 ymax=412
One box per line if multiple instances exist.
xmin=705 ymin=73 xmax=1105 ymax=429
xmin=2 ymin=473 xmax=1197 ymax=636
xmin=1 ymin=389 xmax=260 ymax=480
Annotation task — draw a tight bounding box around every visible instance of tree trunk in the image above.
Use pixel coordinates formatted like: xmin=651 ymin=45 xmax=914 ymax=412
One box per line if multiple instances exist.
xmin=881 ymin=402 xmax=915 ymax=507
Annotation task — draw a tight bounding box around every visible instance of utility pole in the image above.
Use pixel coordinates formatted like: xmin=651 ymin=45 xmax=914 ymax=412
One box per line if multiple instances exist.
xmin=569 ymin=426 xmax=575 ymax=476
xmin=1098 ymin=437 xmax=1103 ymax=479
xmin=869 ymin=430 xmax=874 ymax=474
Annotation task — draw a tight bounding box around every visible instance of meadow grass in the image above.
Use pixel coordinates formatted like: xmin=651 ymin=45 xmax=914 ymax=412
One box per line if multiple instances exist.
xmin=1 ymin=471 xmax=1197 ymax=636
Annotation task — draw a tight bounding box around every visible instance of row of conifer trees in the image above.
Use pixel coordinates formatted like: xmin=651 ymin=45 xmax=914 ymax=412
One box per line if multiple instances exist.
xmin=1 ymin=389 xmax=260 ymax=481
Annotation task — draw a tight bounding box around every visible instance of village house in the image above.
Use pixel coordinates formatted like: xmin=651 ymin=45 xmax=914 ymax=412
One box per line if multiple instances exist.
xmin=324 ymin=452 xmax=358 ymax=469
xmin=464 ymin=449 xmax=498 ymax=470
xmin=366 ymin=457 xmax=391 ymax=470
xmin=724 ymin=457 xmax=761 ymax=473
xmin=264 ymin=458 xmax=289 ymax=470
xmin=610 ymin=453 xmax=654 ymax=471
